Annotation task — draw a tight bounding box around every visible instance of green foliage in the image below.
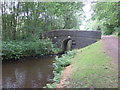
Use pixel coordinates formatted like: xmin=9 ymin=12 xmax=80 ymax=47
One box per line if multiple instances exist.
xmin=2 ymin=2 xmax=82 ymax=41
xmin=91 ymin=2 xmax=119 ymax=35
xmin=44 ymin=50 xmax=76 ymax=88
xmin=2 ymin=39 xmax=59 ymax=60
xmin=53 ymin=50 xmax=76 ymax=73
xmin=2 ymin=2 xmax=82 ymax=60
xmin=113 ymin=26 xmax=120 ymax=37
xmin=2 ymin=41 xmax=24 ymax=59
xmin=114 ymin=26 xmax=120 ymax=36
xmin=44 ymin=83 xmax=56 ymax=88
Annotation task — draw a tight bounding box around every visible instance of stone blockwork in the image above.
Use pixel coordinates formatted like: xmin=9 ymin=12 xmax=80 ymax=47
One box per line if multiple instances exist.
xmin=41 ymin=29 xmax=101 ymax=49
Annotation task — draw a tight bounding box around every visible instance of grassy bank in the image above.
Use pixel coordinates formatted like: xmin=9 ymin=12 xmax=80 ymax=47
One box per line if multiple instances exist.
xmin=64 ymin=41 xmax=118 ymax=88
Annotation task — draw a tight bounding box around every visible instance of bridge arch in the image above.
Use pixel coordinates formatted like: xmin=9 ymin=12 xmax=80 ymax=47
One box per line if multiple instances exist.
xmin=61 ymin=38 xmax=73 ymax=53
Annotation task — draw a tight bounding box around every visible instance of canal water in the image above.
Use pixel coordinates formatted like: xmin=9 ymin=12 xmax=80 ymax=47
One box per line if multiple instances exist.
xmin=2 ymin=56 xmax=55 ymax=88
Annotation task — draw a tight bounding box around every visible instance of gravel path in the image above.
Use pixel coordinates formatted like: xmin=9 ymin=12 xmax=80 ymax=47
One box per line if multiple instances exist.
xmin=101 ymin=35 xmax=119 ymax=64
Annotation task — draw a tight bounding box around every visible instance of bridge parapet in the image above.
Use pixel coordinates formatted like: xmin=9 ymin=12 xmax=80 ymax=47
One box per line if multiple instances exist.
xmin=41 ymin=29 xmax=101 ymax=50
xmin=42 ymin=30 xmax=101 ymax=39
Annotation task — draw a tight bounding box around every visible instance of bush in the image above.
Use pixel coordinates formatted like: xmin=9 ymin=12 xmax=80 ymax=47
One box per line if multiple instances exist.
xmin=2 ymin=39 xmax=60 ymax=60
xmin=114 ymin=27 xmax=120 ymax=37
xmin=2 ymin=41 xmax=24 ymax=59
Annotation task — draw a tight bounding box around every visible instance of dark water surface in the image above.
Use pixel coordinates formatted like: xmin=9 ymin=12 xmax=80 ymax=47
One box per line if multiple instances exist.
xmin=2 ymin=56 xmax=55 ymax=88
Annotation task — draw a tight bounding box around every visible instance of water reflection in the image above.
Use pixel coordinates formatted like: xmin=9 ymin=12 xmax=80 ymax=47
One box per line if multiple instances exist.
xmin=2 ymin=56 xmax=54 ymax=88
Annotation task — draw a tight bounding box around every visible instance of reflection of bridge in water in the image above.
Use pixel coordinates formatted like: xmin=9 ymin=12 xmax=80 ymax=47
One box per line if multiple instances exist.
xmin=41 ymin=29 xmax=101 ymax=52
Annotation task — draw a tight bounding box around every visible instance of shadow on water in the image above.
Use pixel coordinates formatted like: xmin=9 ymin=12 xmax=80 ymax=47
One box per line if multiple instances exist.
xmin=2 ymin=56 xmax=55 ymax=88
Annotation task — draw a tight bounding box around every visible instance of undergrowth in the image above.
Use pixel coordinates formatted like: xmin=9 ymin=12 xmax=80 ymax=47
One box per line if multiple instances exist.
xmin=43 ymin=50 xmax=76 ymax=88
xmin=2 ymin=39 xmax=60 ymax=60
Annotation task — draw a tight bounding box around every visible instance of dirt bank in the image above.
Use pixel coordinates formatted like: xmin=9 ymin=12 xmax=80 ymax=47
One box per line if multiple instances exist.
xmin=56 ymin=65 xmax=72 ymax=88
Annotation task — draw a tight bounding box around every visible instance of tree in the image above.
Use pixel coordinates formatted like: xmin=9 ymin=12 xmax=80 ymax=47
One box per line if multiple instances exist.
xmin=2 ymin=2 xmax=83 ymax=41
xmin=91 ymin=2 xmax=119 ymax=35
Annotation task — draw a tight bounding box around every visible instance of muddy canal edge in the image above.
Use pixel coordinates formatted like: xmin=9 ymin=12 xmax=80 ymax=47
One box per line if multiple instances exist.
xmin=56 ymin=64 xmax=72 ymax=88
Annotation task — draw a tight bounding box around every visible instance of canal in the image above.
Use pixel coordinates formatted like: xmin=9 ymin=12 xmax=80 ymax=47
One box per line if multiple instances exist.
xmin=2 ymin=56 xmax=55 ymax=88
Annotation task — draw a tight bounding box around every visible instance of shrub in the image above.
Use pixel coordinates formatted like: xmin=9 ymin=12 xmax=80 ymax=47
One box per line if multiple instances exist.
xmin=114 ymin=27 xmax=120 ymax=37
xmin=2 ymin=39 xmax=60 ymax=60
xmin=2 ymin=41 xmax=24 ymax=59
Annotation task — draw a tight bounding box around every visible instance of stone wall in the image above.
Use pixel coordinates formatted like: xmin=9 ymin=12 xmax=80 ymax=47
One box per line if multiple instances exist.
xmin=41 ymin=29 xmax=101 ymax=49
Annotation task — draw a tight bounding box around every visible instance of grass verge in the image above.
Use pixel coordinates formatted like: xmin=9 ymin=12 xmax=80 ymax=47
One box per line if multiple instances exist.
xmin=65 ymin=41 xmax=118 ymax=88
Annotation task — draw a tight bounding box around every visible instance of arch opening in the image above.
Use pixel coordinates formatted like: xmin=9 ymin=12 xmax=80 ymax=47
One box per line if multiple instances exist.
xmin=61 ymin=38 xmax=73 ymax=53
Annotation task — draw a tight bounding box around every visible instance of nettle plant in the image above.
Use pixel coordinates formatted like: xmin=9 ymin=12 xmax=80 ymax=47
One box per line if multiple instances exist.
xmin=2 ymin=39 xmax=60 ymax=60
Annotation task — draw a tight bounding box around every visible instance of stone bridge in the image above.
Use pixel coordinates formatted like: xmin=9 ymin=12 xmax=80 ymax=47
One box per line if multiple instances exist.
xmin=41 ymin=29 xmax=101 ymax=52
